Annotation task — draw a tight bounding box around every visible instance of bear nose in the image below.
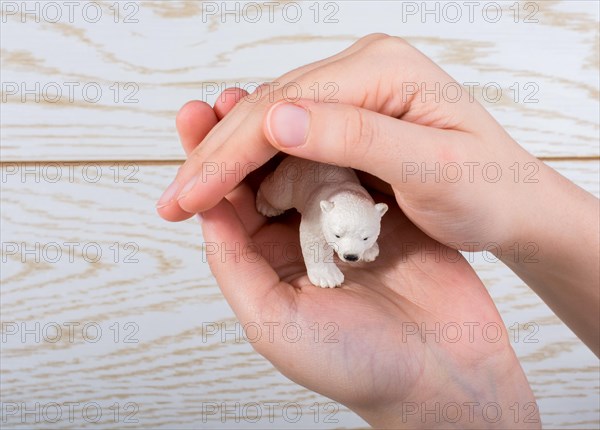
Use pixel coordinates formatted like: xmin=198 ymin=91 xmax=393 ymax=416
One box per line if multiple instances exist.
xmin=343 ymin=254 xmax=359 ymax=262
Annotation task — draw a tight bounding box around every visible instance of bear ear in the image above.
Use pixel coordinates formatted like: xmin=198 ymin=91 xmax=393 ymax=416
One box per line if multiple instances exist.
xmin=320 ymin=200 xmax=334 ymax=213
xmin=375 ymin=203 xmax=388 ymax=217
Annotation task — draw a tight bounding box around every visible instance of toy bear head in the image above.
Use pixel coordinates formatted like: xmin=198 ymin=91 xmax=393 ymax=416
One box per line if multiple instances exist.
xmin=320 ymin=194 xmax=388 ymax=263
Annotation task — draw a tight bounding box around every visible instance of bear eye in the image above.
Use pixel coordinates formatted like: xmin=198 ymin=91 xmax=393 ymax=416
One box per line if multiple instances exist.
xmin=335 ymin=234 xmax=341 ymax=239
xmin=363 ymin=237 xmax=369 ymax=241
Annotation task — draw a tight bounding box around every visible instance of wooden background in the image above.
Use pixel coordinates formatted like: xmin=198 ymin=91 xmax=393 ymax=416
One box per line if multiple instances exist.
xmin=1 ymin=1 xmax=598 ymax=428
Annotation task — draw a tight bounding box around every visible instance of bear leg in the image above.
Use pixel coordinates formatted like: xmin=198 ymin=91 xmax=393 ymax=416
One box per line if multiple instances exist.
xmin=300 ymin=221 xmax=344 ymax=288
xmin=256 ymin=171 xmax=293 ymax=217
xmin=363 ymin=242 xmax=380 ymax=262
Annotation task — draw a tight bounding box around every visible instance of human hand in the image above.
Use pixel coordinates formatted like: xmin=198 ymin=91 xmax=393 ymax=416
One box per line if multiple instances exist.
xmin=157 ymin=33 xmax=535 ymax=251
xmin=160 ymin=33 xmax=599 ymax=355
xmin=173 ymin=94 xmax=539 ymax=428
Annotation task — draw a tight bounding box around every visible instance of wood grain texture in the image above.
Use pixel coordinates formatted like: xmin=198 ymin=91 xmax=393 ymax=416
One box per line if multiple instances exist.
xmin=1 ymin=0 xmax=598 ymax=160
xmin=1 ymin=0 xmax=599 ymax=428
xmin=1 ymin=161 xmax=598 ymax=429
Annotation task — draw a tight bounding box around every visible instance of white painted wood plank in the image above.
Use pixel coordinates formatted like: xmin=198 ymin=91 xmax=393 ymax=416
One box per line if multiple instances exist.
xmin=1 ymin=159 xmax=598 ymax=428
xmin=1 ymin=1 xmax=598 ymax=161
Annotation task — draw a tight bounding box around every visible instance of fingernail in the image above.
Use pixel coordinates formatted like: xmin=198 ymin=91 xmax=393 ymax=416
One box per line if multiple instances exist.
xmin=177 ymin=175 xmax=199 ymax=200
xmin=267 ymin=102 xmax=309 ymax=147
xmin=195 ymin=213 xmax=203 ymax=224
xmin=156 ymin=180 xmax=181 ymax=209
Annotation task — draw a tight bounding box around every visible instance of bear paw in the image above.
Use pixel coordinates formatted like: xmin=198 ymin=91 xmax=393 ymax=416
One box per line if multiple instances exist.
xmin=362 ymin=244 xmax=379 ymax=262
xmin=256 ymin=189 xmax=285 ymax=217
xmin=308 ymin=264 xmax=344 ymax=288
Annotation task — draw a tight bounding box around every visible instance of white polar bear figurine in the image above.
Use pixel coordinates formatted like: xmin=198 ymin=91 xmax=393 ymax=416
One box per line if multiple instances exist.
xmin=256 ymin=156 xmax=388 ymax=288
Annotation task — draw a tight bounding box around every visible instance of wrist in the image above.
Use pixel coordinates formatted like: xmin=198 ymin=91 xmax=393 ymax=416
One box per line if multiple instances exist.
xmin=354 ymin=350 xmax=540 ymax=429
xmin=494 ymin=156 xmax=600 ymax=355
xmin=490 ymin=146 xmax=565 ymax=262
xmin=495 ymin=155 xmax=594 ymax=266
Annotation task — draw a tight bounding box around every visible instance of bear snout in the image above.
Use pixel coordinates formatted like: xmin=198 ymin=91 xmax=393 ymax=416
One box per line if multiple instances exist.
xmin=342 ymin=253 xmax=359 ymax=262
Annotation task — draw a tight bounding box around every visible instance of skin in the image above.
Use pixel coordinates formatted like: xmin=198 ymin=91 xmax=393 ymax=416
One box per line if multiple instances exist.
xmin=168 ymin=93 xmax=539 ymax=428
xmin=159 ymin=34 xmax=599 ymax=426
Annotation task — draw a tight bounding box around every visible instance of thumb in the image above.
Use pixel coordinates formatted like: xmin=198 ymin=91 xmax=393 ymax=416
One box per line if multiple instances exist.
xmin=263 ymin=99 xmax=456 ymax=184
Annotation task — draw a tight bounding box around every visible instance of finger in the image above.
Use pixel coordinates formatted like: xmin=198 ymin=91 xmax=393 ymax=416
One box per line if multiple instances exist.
xmin=214 ymin=87 xmax=249 ymax=120
xmin=163 ymin=91 xmax=247 ymax=221
xmin=175 ymin=100 xmax=219 ymax=156
xmin=222 ymin=153 xmax=288 ymax=233
xmin=158 ymin=33 xmax=391 ymax=215
xmin=158 ymin=102 xmax=218 ymax=221
xmin=223 ymin=181 xmax=266 ymax=236
xmin=262 ymin=99 xmax=466 ymax=185
xmin=214 ymin=88 xmax=266 ymax=234
xmin=200 ymin=198 xmax=292 ymax=322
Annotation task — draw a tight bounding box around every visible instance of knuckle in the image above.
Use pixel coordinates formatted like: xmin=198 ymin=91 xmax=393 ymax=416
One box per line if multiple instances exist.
xmin=188 ymin=143 xmax=205 ymax=161
xmin=343 ymin=107 xmax=376 ymax=166
xmin=236 ymin=91 xmax=263 ymax=109
xmin=233 ymin=84 xmax=274 ymax=110
xmin=365 ymin=35 xmax=411 ymax=54
xmin=356 ymin=32 xmax=390 ymax=46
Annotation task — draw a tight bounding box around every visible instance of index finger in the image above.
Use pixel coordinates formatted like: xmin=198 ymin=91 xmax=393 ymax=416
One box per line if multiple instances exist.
xmin=156 ymin=34 xmax=394 ymax=216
